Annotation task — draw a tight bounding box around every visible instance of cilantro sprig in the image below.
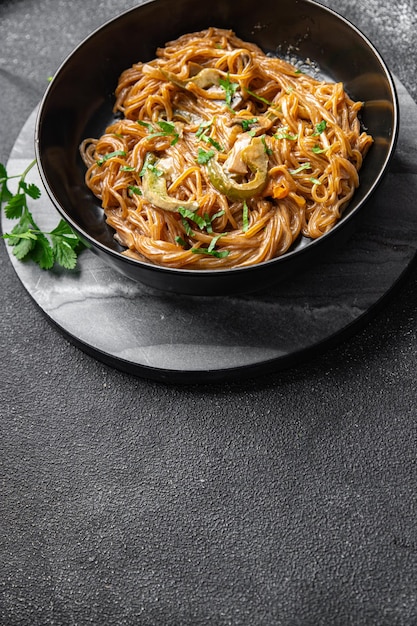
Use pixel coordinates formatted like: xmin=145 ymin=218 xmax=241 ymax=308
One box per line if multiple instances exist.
xmin=1 ymin=159 xmax=85 ymax=270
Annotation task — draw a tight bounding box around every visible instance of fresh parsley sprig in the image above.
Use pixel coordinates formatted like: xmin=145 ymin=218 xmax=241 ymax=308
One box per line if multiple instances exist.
xmin=1 ymin=159 xmax=85 ymax=270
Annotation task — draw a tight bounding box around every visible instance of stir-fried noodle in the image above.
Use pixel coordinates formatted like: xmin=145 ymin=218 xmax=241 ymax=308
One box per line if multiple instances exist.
xmin=80 ymin=28 xmax=373 ymax=269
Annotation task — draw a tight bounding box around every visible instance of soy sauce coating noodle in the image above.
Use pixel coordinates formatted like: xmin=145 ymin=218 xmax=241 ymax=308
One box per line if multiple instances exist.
xmin=80 ymin=27 xmax=373 ymax=269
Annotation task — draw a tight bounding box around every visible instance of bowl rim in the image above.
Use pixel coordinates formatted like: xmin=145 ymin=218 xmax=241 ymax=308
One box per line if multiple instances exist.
xmin=34 ymin=0 xmax=400 ymax=279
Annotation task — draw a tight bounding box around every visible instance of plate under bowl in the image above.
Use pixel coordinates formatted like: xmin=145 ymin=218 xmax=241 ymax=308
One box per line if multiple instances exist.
xmin=35 ymin=0 xmax=398 ymax=295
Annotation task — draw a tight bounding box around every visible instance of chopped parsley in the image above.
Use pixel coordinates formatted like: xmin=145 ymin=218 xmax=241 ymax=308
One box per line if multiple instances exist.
xmin=197 ymin=148 xmax=215 ymax=164
xmin=128 ymin=185 xmax=142 ymax=196
xmin=242 ymin=200 xmax=249 ymax=232
xmin=96 ymin=150 xmax=126 ymax=166
xmin=312 ymin=120 xmax=327 ymax=136
xmin=245 ymin=87 xmax=274 ymax=107
xmin=312 ymin=145 xmax=327 ymax=154
xmin=196 ymin=120 xmax=213 ymax=138
xmin=289 ymin=162 xmax=312 ymax=175
xmin=200 ymin=135 xmax=223 ymax=151
xmin=219 ymin=73 xmax=239 ymax=107
xmin=204 ymin=209 xmax=225 ymax=234
xmin=175 ymin=235 xmax=188 ymax=248
xmin=240 ymin=118 xmax=258 ymax=132
xmin=191 ymin=246 xmax=229 ymax=258
xmin=137 ymin=119 xmax=179 ymax=145
xmin=275 ymin=127 xmax=298 ymax=141
xmin=261 ymin=135 xmax=273 ymax=156
xmin=178 ymin=206 xmax=207 ymax=230
xmin=139 ymin=153 xmax=164 ymax=177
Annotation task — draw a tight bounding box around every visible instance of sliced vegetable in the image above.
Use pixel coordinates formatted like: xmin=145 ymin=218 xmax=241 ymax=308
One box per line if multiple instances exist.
xmin=142 ymin=155 xmax=199 ymax=212
xmin=206 ymin=136 xmax=268 ymax=200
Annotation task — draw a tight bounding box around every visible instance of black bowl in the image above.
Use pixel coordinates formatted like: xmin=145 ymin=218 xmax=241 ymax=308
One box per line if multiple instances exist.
xmin=35 ymin=0 xmax=398 ymax=296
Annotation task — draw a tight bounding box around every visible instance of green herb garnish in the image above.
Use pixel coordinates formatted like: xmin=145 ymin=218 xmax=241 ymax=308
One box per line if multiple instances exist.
xmin=128 ymin=185 xmax=142 ymax=196
xmin=196 ymin=120 xmax=213 ymax=138
xmin=153 ymin=120 xmax=180 ymax=145
xmin=245 ymin=88 xmax=274 ymax=107
xmin=139 ymin=153 xmax=163 ymax=177
xmin=200 ymin=135 xmax=223 ymax=151
xmin=138 ymin=119 xmax=179 ymax=145
xmin=1 ymin=159 xmax=85 ymax=270
xmin=275 ymin=127 xmax=298 ymax=141
xmin=96 ymin=150 xmax=126 ymax=166
xmin=178 ymin=206 xmax=207 ymax=229
xmin=197 ymin=148 xmax=215 ymax=164
xmin=137 ymin=120 xmax=152 ymax=129
xmin=204 ymin=209 xmax=225 ymax=234
xmin=312 ymin=145 xmax=327 ymax=154
xmin=312 ymin=120 xmax=327 ymax=136
xmin=261 ymin=135 xmax=273 ymax=156
xmin=191 ymin=246 xmax=229 ymax=259
xmin=241 ymin=118 xmax=258 ymax=132
xmin=175 ymin=235 xmax=188 ymax=248
xmin=219 ymin=73 xmax=239 ymax=107
xmin=242 ymin=200 xmax=249 ymax=232
xmin=309 ymin=177 xmax=322 ymax=185
xmin=289 ymin=162 xmax=311 ymax=175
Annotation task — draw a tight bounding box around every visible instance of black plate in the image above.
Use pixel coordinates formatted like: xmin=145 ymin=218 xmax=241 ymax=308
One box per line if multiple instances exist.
xmin=35 ymin=0 xmax=399 ymax=296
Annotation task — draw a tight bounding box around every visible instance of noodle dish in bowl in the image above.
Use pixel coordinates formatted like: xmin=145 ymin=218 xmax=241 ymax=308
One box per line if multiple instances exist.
xmin=35 ymin=0 xmax=398 ymax=295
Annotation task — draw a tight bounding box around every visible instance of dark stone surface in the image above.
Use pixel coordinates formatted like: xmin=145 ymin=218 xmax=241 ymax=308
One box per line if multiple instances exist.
xmin=1 ymin=1 xmax=417 ymax=624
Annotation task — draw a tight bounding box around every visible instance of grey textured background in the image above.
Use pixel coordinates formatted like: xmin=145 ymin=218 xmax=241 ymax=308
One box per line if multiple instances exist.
xmin=1 ymin=1 xmax=417 ymax=625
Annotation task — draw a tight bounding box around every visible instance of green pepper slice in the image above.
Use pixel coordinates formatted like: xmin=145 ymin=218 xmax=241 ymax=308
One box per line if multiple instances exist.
xmin=142 ymin=155 xmax=199 ymax=212
xmin=206 ymin=136 xmax=269 ymax=201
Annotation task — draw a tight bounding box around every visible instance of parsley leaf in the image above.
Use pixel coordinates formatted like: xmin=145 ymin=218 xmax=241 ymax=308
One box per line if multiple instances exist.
xmin=275 ymin=127 xmax=298 ymax=141
xmin=178 ymin=206 xmax=207 ymax=230
xmin=241 ymin=118 xmax=258 ymax=132
xmin=138 ymin=119 xmax=180 ymax=146
xmin=200 ymin=134 xmax=223 ymax=151
xmin=175 ymin=235 xmax=188 ymax=248
xmin=261 ymin=135 xmax=273 ymax=156
xmin=312 ymin=120 xmax=327 ymax=136
xmin=196 ymin=120 xmax=213 ymax=138
xmin=4 ymin=193 xmax=26 ymax=219
xmin=289 ymin=162 xmax=312 ymax=175
xmin=312 ymin=144 xmax=327 ymax=154
xmin=128 ymin=185 xmax=142 ymax=196
xmin=197 ymin=148 xmax=215 ymax=164
xmin=31 ymin=232 xmax=55 ymax=270
xmin=191 ymin=246 xmax=229 ymax=258
xmin=245 ymin=88 xmax=274 ymax=107
xmin=96 ymin=150 xmax=126 ymax=166
xmin=219 ymin=73 xmax=239 ymax=107
xmin=242 ymin=200 xmax=249 ymax=232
